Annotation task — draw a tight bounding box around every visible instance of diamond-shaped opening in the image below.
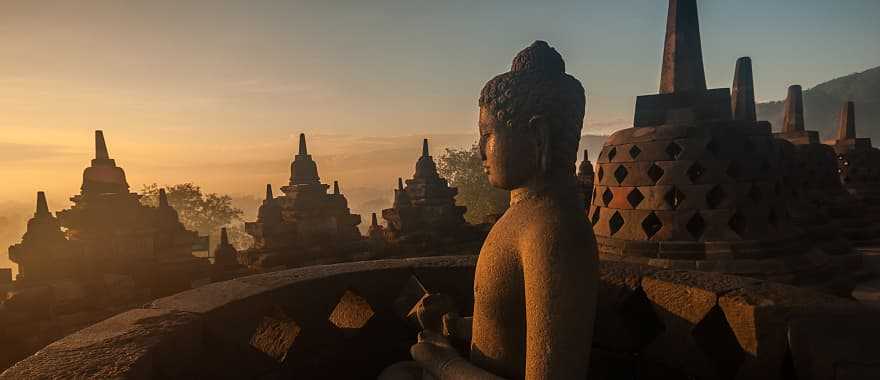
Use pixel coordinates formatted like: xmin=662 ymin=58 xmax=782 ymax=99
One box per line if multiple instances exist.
xmin=608 ymin=147 xmax=617 ymax=161
xmin=768 ymin=209 xmax=778 ymax=227
xmin=748 ymin=185 xmax=763 ymax=203
xmin=729 ymin=212 xmax=747 ymax=237
xmin=609 ymin=211 xmax=625 ymax=235
xmin=726 ymin=162 xmax=741 ymax=180
xmin=706 ymin=139 xmax=720 ymax=156
xmin=597 ymin=166 xmax=604 ymax=181
xmin=602 ymin=188 xmax=614 ymax=205
xmin=641 ymin=212 xmax=663 ymax=239
xmin=627 ymin=188 xmax=645 ymax=208
xmin=664 ymin=186 xmax=686 ymax=210
xmin=706 ymin=185 xmax=726 ymax=209
xmin=250 ymin=314 xmax=302 ymax=363
xmin=744 ymin=139 xmax=755 ymax=153
xmin=619 ymin=287 xmax=665 ymax=347
xmin=614 ymin=165 xmax=629 ymax=184
xmin=329 ymin=290 xmax=375 ymax=330
xmin=629 ymin=145 xmax=642 ymax=159
xmin=687 ymin=162 xmax=706 ymax=183
xmin=691 ymin=305 xmax=746 ymax=379
xmin=665 ymin=142 xmax=683 ymax=160
xmin=686 ymin=213 xmax=706 ymax=240
xmin=647 ymin=163 xmax=665 ymax=183
xmin=591 ymin=207 xmax=601 ymax=226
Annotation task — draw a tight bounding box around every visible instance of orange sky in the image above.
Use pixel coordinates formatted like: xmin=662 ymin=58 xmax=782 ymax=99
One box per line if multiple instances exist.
xmin=2 ymin=0 xmax=879 ymax=275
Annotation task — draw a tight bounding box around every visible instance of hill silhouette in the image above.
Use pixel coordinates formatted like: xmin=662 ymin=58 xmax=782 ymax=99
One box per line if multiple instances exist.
xmin=757 ymin=66 xmax=880 ymax=141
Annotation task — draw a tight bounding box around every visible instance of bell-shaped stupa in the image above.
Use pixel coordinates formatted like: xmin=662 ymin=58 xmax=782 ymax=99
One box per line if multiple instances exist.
xmin=8 ymin=192 xmax=75 ymax=283
xmin=243 ymin=134 xmax=363 ymax=268
xmin=590 ymin=0 xmax=832 ymax=283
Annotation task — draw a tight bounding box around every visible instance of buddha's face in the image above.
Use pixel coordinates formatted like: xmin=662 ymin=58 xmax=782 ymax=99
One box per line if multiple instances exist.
xmin=479 ymin=106 xmax=540 ymax=190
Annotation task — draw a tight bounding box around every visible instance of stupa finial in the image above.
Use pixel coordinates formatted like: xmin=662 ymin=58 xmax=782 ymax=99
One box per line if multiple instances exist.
xmin=659 ymin=0 xmax=707 ymax=94
xmin=398 ymin=177 xmax=404 ymax=191
xmin=35 ymin=191 xmax=50 ymax=217
xmin=220 ymin=227 xmax=229 ymax=246
xmin=298 ymin=133 xmax=308 ymax=155
xmin=422 ymin=139 xmax=429 ymax=157
xmin=731 ymin=57 xmax=757 ymax=122
xmin=158 ymin=188 xmax=169 ymax=208
xmin=371 ymin=212 xmax=378 ymax=227
xmin=783 ymin=85 xmax=806 ymax=133
xmin=333 ymin=180 xmax=340 ymax=195
xmin=838 ymin=101 xmax=856 ymax=140
xmin=95 ymin=130 xmax=110 ymax=160
xmin=265 ymin=184 xmax=273 ymax=201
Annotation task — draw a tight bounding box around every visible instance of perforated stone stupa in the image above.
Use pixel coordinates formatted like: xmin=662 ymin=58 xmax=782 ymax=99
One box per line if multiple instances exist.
xmin=772 ymin=85 xmax=853 ymax=256
xmin=774 ymin=87 xmax=880 ymax=248
xmin=382 ymin=139 xmax=467 ymax=238
xmin=577 ymin=149 xmax=595 ymax=212
xmin=242 ymin=134 xmax=364 ymax=268
xmin=379 ymin=139 xmax=485 ymax=256
xmin=589 ymin=0 xmax=835 ymax=283
xmin=52 ymin=131 xmax=208 ymax=295
xmin=210 ymin=227 xmax=247 ymax=281
xmin=833 ymin=102 xmax=880 ymax=208
xmin=7 ymin=192 xmax=75 ymax=284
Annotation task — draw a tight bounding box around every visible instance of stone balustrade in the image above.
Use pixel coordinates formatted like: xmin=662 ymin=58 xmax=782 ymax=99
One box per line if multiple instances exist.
xmin=2 ymin=256 xmax=878 ymax=379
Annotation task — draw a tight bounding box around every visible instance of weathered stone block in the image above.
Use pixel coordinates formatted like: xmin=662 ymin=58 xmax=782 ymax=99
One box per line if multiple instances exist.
xmin=634 ymin=89 xmax=733 ymax=128
xmin=717 ymin=281 xmax=852 ymax=379
xmin=640 ymin=270 xmax=759 ymax=378
xmin=787 ymin=310 xmax=880 ymax=380
xmin=0 ymin=308 xmax=204 ymax=380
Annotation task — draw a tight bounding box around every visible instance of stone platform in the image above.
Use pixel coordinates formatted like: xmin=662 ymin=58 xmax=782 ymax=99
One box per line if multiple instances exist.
xmin=3 ymin=256 xmax=879 ymax=380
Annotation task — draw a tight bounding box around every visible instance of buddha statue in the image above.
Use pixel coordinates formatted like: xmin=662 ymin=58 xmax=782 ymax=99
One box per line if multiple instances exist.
xmin=382 ymin=40 xmax=598 ymax=379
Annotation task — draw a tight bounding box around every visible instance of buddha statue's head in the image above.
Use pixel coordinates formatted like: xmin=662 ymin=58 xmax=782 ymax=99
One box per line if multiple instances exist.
xmin=478 ymin=41 xmax=586 ymax=190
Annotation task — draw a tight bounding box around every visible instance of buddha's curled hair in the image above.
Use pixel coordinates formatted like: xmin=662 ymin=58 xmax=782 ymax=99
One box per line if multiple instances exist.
xmin=479 ymin=41 xmax=586 ymax=174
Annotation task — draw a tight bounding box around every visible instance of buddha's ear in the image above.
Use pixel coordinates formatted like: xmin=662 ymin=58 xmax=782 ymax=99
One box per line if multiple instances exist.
xmin=529 ymin=115 xmax=551 ymax=175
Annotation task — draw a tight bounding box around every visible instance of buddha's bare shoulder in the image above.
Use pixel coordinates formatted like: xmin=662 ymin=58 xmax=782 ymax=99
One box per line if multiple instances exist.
xmin=506 ymin=196 xmax=596 ymax=264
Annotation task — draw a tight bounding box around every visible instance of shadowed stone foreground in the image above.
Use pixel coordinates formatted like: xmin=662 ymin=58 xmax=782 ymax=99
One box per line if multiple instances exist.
xmin=3 ymin=256 xmax=878 ymax=379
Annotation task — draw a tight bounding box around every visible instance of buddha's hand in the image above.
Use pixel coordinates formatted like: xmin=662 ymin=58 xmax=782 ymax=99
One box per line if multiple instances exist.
xmin=415 ymin=293 xmax=456 ymax=333
xmin=411 ymin=331 xmax=505 ymax=380
xmin=411 ymin=331 xmax=463 ymax=374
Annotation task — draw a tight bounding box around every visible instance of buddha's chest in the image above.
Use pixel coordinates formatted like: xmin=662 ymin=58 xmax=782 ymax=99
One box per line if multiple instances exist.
xmin=470 ymin=231 xmax=526 ymax=376
xmin=475 ymin=229 xmax=523 ymax=297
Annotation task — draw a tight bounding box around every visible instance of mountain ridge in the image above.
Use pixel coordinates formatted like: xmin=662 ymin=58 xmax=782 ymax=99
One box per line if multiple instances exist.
xmin=757 ymin=65 xmax=880 ymax=141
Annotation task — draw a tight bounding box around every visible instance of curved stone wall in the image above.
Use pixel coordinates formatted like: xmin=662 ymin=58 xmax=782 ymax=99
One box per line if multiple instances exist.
xmin=2 ymin=256 xmax=878 ymax=379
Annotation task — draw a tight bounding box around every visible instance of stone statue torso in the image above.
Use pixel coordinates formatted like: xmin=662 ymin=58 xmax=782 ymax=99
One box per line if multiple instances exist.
xmin=471 ymin=190 xmax=594 ymax=379
xmin=472 ymin=204 xmax=526 ymax=378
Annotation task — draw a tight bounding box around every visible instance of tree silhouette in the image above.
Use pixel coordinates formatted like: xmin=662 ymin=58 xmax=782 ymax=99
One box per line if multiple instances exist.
xmin=436 ymin=144 xmax=509 ymax=224
xmin=139 ymin=183 xmax=251 ymax=249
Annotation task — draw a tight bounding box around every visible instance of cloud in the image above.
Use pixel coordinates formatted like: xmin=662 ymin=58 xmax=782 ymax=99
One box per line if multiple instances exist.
xmin=586 ymin=118 xmax=631 ymax=135
xmin=0 ymin=142 xmax=76 ymax=163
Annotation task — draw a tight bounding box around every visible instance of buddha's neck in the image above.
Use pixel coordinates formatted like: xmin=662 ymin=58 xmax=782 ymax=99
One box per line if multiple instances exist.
xmin=510 ymin=172 xmax=578 ymax=207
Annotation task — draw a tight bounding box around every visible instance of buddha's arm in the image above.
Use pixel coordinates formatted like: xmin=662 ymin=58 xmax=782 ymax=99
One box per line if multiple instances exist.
xmin=411 ymin=331 xmax=505 ymax=380
xmin=521 ymin=223 xmax=598 ymax=379
xmin=442 ymin=313 xmax=472 ymax=342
